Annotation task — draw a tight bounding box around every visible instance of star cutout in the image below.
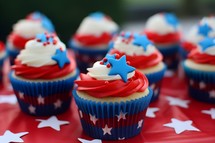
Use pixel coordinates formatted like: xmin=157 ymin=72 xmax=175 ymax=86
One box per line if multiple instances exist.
xmin=54 ymin=99 xmax=62 ymax=109
xmin=0 ymin=95 xmax=17 ymax=104
xmin=78 ymin=138 xmax=102 ymax=143
xmin=36 ymin=116 xmax=69 ymax=131
xmin=137 ymin=119 xmax=143 ymax=129
xmin=198 ymin=24 xmax=212 ymax=36
xmin=0 ymin=130 xmax=28 ymax=143
xmin=199 ymin=81 xmax=206 ymax=89
xmin=89 ymin=12 xmax=104 ymax=20
xmin=28 ymin=105 xmax=36 ymax=114
xmin=163 ymin=118 xmax=200 ymax=134
xmin=89 ymin=114 xmax=98 ymax=125
xmin=118 ymin=137 xmax=125 ymax=140
xmin=116 ymin=111 xmax=127 ymax=122
xmin=209 ymin=90 xmax=215 ymax=98
xmin=166 ymin=96 xmax=190 ymax=108
xmin=164 ymin=13 xmax=178 ymax=28
xmin=52 ymin=49 xmax=70 ymax=68
xmin=199 ymin=37 xmax=215 ymax=51
xmin=133 ymin=35 xmax=152 ymax=51
xmin=18 ymin=92 xmax=24 ymax=99
xmin=37 ymin=95 xmax=45 ymax=104
xmin=202 ymin=108 xmax=215 ymax=119
xmin=102 ymin=124 xmax=112 ymax=135
xmin=146 ymin=107 xmax=159 ymax=118
xmin=103 ymin=54 xmax=116 ymax=65
xmin=108 ymin=55 xmax=135 ymax=82
xmin=79 ymin=110 xmax=83 ymax=118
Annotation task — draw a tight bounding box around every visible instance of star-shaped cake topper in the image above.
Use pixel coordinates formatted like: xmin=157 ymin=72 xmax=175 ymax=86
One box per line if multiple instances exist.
xmin=0 ymin=130 xmax=28 ymax=143
xmin=89 ymin=12 xmax=105 ymax=20
xmin=52 ymin=49 xmax=70 ymax=68
xmin=199 ymin=37 xmax=215 ymax=51
xmin=164 ymin=13 xmax=178 ymax=28
xmin=198 ymin=23 xmax=212 ymax=37
xmin=133 ymin=34 xmax=152 ymax=51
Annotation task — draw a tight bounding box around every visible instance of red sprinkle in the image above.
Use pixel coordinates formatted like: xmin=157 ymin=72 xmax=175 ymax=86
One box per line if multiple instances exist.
xmin=53 ymin=40 xmax=57 ymax=45
xmin=37 ymin=39 xmax=41 ymax=42
xmin=127 ymin=61 xmax=131 ymax=65
xmin=106 ymin=63 xmax=111 ymax=68
xmin=115 ymin=54 xmax=120 ymax=59
xmin=43 ymin=43 xmax=47 ymax=46
xmin=103 ymin=58 xmax=107 ymax=62
xmin=100 ymin=61 xmax=104 ymax=65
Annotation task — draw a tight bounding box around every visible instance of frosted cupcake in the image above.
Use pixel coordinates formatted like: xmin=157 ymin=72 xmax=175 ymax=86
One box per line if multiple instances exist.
xmin=145 ymin=12 xmax=181 ymax=69
xmin=183 ymin=37 xmax=215 ymax=103
xmin=73 ymin=54 xmax=152 ymax=140
xmin=9 ymin=33 xmax=79 ymax=116
xmin=109 ymin=32 xmax=166 ymax=102
xmin=6 ymin=11 xmax=55 ymax=65
xmin=0 ymin=41 xmax=6 ymax=84
xmin=69 ymin=12 xmax=119 ymax=73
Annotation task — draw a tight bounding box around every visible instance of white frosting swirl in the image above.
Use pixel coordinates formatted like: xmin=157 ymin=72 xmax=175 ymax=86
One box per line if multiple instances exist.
xmin=17 ymin=38 xmax=66 ymax=67
xmin=184 ymin=25 xmax=204 ymax=44
xmin=13 ymin=19 xmax=49 ymax=38
xmin=197 ymin=44 xmax=215 ymax=56
xmin=87 ymin=61 xmax=135 ymax=81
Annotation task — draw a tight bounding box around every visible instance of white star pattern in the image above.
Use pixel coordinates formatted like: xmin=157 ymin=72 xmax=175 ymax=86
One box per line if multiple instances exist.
xmin=28 ymin=105 xmax=36 ymax=114
xmin=18 ymin=92 xmax=24 ymax=99
xmin=150 ymin=84 xmax=155 ymax=90
xmin=137 ymin=119 xmax=143 ymax=129
xmin=146 ymin=107 xmax=159 ymax=118
xmin=202 ymin=108 xmax=215 ymax=119
xmin=118 ymin=137 xmax=125 ymax=140
xmin=0 ymin=130 xmax=28 ymax=143
xmin=0 ymin=95 xmax=17 ymax=104
xmin=78 ymin=138 xmax=102 ymax=143
xmin=166 ymin=96 xmax=190 ymax=108
xmin=189 ymin=79 xmax=194 ymax=86
xmin=54 ymin=99 xmax=62 ymax=109
xmin=102 ymin=124 xmax=112 ymax=135
xmin=79 ymin=110 xmax=83 ymax=118
xmin=116 ymin=111 xmax=127 ymax=122
xmin=37 ymin=95 xmax=45 ymax=104
xmin=89 ymin=114 xmax=98 ymax=125
xmin=209 ymin=90 xmax=215 ymax=98
xmin=163 ymin=118 xmax=200 ymax=134
xmin=199 ymin=81 xmax=206 ymax=89
xmin=36 ymin=116 xmax=69 ymax=131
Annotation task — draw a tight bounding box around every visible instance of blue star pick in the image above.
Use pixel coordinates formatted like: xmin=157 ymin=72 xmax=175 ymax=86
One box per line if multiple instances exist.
xmin=199 ymin=37 xmax=215 ymax=51
xmin=31 ymin=11 xmax=43 ymax=20
xmin=133 ymin=35 xmax=152 ymax=51
xmin=108 ymin=55 xmax=135 ymax=82
xmin=42 ymin=18 xmax=55 ymax=33
xmin=122 ymin=32 xmax=132 ymax=39
xmin=89 ymin=12 xmax=104 ymax=20
xmin=164 ymin=13 xmax=178 ymax=28
xmin=198 ymin=24 xmax=212 ymax=37
xmin=36 ymin=33 xmax=47 ymax=42
xmin=52 ymin=49 xmax=70 ymax=68
xmin=104 ymin=54 xmax=116 ymax=65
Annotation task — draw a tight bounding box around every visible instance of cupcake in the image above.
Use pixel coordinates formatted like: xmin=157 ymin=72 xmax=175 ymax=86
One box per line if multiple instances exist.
xmin=183 ymin=37 xmax=215 ymax=103
xmin=0 ymin=41 xmax=7 ymax=84
xmin=180 ymin=16 xmax=215 ymax=59
xmin=9 ymin=33 xmax=79 ymax=116
xmin=109 ymin=32 xmax=166 ymax=102
xmin=73 ymin=54 xmax=153 ymax=140
xmin=69 ymin=12 xmax=119 ymax=73
xmin=145 ymin=12 xmax=181 ymax=70
xmin=6 ymin=11 xmax=55 ymax=65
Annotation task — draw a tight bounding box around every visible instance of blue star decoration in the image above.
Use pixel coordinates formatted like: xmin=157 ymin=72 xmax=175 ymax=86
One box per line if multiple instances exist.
xmin=164 ymin=13 xmax=178 ymax=28
xmin=198 ymin=24 xmax=212 ymax=37
xmin=108 ymin=55 xmax=135 ymax=82
xmin=133 ymin=34 xmax=152 ymax=51
xmin=121 ymin=32 xmax=132 ymax=39
xmin=199 ymin=37 xmax=215 ymax=51
xmin=89 ymin=12 xmax=105 ymax=20
xmin=36 ymin=33 xmax=54 ymax=43
xmin=103 ymin=54 xmax=116 ymax=65
xmin=52 ymin=49 xmax=70 ymax=68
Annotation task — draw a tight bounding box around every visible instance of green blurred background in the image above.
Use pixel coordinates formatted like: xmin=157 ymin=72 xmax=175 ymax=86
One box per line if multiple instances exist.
xmin=0 ymin=0 xmax=215 ymax=43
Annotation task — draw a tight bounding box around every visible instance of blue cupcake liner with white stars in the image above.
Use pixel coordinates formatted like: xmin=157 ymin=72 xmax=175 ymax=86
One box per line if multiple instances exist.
xmin=73 ymin=88 xmax=153 ymax=140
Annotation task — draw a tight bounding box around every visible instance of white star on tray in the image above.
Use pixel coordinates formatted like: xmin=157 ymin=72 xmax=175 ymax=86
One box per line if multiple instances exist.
xmin=199 ymin=81 xmax=206 ymax=89
xmin=54 ymin=99 xmax=62 ymax=109
xmin=78 ymin=138 xmax=102 ymax=143
xmin=0 ymin=130 xmax=28 ymax=143
xmin=116 ymin=111 xmax=127 ymax=122
xmin=202 ymin=108 xmax=215 ymax=119
xmin=18 ymin=92 xmax=24 ymax=99
xmin=89 ymin=114 xmax=98 ymax=125
xmin=137 ymin=119 xmax=143 ymax=129
xmin=28 ymin=105 xmax=36 ymax=114
xmin=163 ymin=118 xmax=200 ymax=134
xmin=37 ymin=95 xmax=45 ymax=104
xmin=102 ymin=124 xmax=112 ymax=135
xmin=36 ymin=116 xmax=69 ymax=131
xmin=209 ymin=90 xmax=215 ymax=98
xmin=0 ymin=95 xmax=17 ymax=104
xmin=166 ymin=96 xmax=190 ymax=108
xmin=146 ymin=107 xmax=159 ymax=118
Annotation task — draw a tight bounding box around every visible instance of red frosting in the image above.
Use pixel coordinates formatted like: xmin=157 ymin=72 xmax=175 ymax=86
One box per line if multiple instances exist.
xmin=75 ymin=70 xmax=148 ymax=98
xmin=181 ymin=41 xmax=197 ymax=52
xmin=12 ymin=55 xmax=76 ymax=79
xmin=144 ymin=30 xmax=181 ymax=44
xmin=109 ymin=49 xmax=163 ymax=69
xmin=8 ymin=33 xmax=33 ymax=50
xmin=73 ymin=32 xmax=112 ymax=47
xmin=188 ymin=49 xmax=215 ymax=65
xmin=0 ymin=41 xmax=5 ymax=52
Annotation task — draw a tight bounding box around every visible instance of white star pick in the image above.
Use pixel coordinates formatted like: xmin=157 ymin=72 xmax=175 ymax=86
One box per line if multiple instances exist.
xmin=116 ymin=111 xmax=127 ymax=122
xmin=146 ymin=107 xmax=159 ymax=118
xmin=89 ymin=114 xmax=98 ymax=125
xmin=28 ymin=105 xmax=36 ymax=114
xmin=37 ymin=95 xmax=45 ymax=104
xmin=199 ymin=81 xmax=206 ymax=89
xmin=0 ymin=130 xmax=28 ymax=143
xmin=166 ymin=96 xmax=190 ymax=108
xmin=54 ymin=99 xmax=62 ymax=109
xmin=102 ymin=124 xmax=112 ymax=135
xmin=202 ymin=108 xmax=215 ymax=119
xmin=137 ymin=119 xmax=143 ymax=129
xmin=209 ymin=90 xmax=215 ymax=98
xmin=163 ymin=118 xmax=200 ymax=134
xmin=0 ymin=95 xmax=17 ymax=104
xmin=36 ymin=116 xmax=69 ymax=131
xmin=78 ymin=138 xmax=102 ymax=143
xmin=18 ymin=92 xmax=24 ymax=99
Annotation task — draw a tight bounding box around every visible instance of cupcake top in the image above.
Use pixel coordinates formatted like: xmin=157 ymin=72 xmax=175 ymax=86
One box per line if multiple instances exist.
xmin=109 ymin=32 xmax=163 ymax=69
xmin=7 ymin=12 xmax=55 ymax=50
xmin=12 ymin=33 xmax=76 ymax=79
xmin=75 ymin=54 xmax=148 ymax=98
xmin=145 ymin=12 xmax=181 ymax=44
xmin=0 ymin=41 xmax=6 ymax=58
xmin=73 ymin=12 xmax=119 ymax=48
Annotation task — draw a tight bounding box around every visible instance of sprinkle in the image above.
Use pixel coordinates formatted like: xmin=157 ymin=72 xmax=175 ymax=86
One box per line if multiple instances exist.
xmin=106 ymin=63 xmax=111 ymax=68
xmin=103 ymin=58 xmax=107 ymax=62
xmin=127 ymin=61 xmax=131 ymax=65
xmin=115 ymin=54 xmax=120 ymax=59
xmin=100 ymin=61 xmax=104 ymax=65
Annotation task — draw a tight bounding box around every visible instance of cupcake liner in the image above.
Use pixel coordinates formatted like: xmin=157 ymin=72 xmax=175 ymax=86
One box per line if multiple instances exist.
xmin=73 ymin=88 xmax=152 ymax=140
xmin=179 ymin=46 xmax=188 ymax=60
xmin=156 ymin=44 xmax=180 ymax=56
xmin=6 ymin=45 xmax=20 ymax=65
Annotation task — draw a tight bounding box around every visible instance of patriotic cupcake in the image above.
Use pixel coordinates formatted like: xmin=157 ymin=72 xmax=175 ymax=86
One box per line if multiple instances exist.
xmin=69 ymin=12 xmax=119 ymax=73
xmin=0 ymin=41 xmax=6 ymax=84
xmin=183 ymin=37 xmax=215 ymax=103
xmin=145 ymin=12 xmax=181 ymax=69
xmin=9 ymin=33 xmax=79 ymax=116
xmin=109 ymin=32 xmax=166 ymax=102
xmin=73 ymin=54 xmax=153 ymax=140
xmin=6 ymin=11 xmax=55 ymax=65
